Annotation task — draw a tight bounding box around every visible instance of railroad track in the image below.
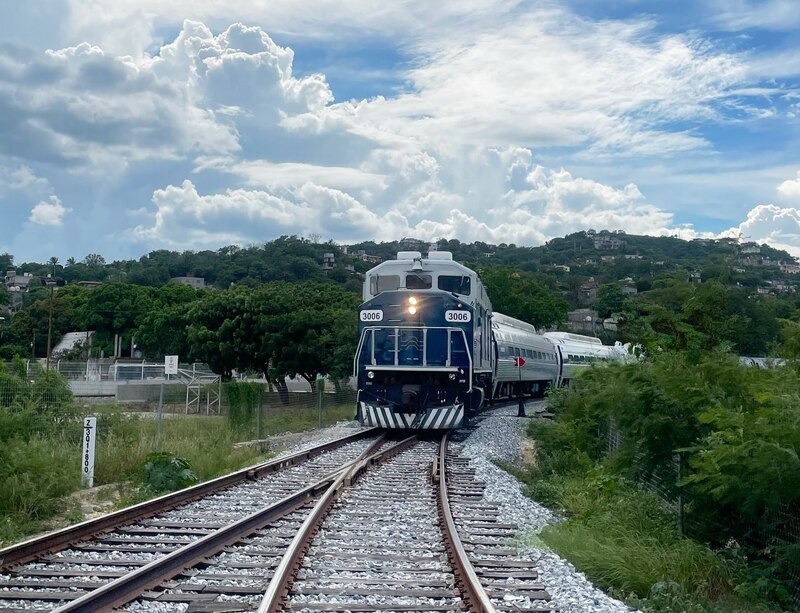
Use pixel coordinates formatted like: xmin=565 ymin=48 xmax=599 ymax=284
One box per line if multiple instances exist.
xmin=0 ymin=420 xmax=553 ymax=612
xmin=259 ymin=432 xmax=552 ymax=613
xmin=0 ymin=429 xmax=383 ymax=611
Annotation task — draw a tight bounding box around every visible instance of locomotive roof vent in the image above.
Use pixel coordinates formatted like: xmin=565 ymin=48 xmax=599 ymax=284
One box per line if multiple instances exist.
xmin=426 ymin=251 xmax=453 ymax=260
xmin=397 ymin=251 xmax=422 ymax=260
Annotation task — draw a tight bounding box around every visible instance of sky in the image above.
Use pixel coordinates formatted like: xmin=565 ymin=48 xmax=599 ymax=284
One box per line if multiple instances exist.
xmin=1 ymin=1 xmax=800 ymax=264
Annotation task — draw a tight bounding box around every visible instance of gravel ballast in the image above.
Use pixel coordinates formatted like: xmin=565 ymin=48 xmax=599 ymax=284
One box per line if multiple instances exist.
xmin=460 ymin=403 xmax=638 ymax=613
xmin=258 ymin=412 xmax=636 ymax=612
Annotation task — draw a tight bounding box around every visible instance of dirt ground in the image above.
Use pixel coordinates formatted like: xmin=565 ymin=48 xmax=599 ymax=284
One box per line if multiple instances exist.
xmin=520 ymin=437 xmax=539 ymax=470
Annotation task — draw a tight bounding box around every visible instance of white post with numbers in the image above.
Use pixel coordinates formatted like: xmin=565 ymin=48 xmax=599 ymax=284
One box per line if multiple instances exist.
xmin=82 ymin=416 xmax=97 ymax=488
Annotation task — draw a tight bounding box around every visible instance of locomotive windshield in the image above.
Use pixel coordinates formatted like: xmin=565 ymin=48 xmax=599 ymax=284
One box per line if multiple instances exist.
xmin=406 ymin=273 xmax=432 ymax=289
xmin=438 ymin=275 xmax=471 ymax=295
xmin=358 ymin=327 xmax=470 ymax=368
xmin=369 ymin=274 xmax=401 ymax=295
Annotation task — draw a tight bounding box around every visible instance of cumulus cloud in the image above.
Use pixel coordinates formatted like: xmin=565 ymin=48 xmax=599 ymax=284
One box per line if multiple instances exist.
xmin=0 ymin=21 xmax=332 ymax=171
xmin=133 ymin=149 xmax=695 ymax=251
xmin=777 ymin=171 xmax=800 ymax=201
xmin=29 ymin=196 xmax=70 ymax=226
xmin=723 ymin=204 xmax=800 ymax=257
xmin=132 ymin=179 xmax=409 ymax=248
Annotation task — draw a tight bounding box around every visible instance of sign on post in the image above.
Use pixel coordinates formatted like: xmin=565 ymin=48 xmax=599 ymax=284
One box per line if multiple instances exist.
xmin=82 ymin=416 xmax=97 ymax=488
xmin=165 ymin=355 xmax=179 ymax=375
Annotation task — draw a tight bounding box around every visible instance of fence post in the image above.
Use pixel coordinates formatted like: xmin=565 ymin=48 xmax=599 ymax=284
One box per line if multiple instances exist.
xmin=677 ymin=452 xmax=685 ymax=537
xmin=156 ymin=382 xmax=164 ymax=446
xmin=316 ymin=374 xmax=324 ymax=429
xmin=256 ymin=393 xmax=262 ymax=440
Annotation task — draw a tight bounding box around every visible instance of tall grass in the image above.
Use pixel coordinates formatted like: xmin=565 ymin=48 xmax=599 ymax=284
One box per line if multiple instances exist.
xmin=0 ymin=400 xmax=356 ymax=547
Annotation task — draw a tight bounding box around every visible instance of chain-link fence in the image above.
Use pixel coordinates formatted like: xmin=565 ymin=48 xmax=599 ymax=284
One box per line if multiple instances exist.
xmin=0 ymin=361 xmax=357 ymax=435
xmin=606 ymin=418 xmax=800 ymax=609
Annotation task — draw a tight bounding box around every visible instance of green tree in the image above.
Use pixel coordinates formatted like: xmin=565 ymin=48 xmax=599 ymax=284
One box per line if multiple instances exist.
xmin=596 ymin=283 xmax=626 ymax=318
xmin=479 ymin=266 xmax=568 ymax=329
xmin=83 ymin=253 xmax=106 ymax=268
xmin=184 ymin=287 xmax=251 ymax=379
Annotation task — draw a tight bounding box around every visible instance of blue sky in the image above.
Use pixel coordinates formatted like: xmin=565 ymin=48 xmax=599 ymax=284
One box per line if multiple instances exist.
xmin=1 ymin=0 xmax=800 ymax=264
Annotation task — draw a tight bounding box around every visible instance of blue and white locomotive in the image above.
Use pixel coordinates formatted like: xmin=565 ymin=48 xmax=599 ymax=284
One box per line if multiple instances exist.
xmin=354 ymin=250 xmax=626 ymax=429
xmin=354 ymin=251 xmax=493 ymax=429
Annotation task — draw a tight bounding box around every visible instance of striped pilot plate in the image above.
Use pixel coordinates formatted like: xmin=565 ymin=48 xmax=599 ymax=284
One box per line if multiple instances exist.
xmin=361 ymin=402 xmax=464 ymax=429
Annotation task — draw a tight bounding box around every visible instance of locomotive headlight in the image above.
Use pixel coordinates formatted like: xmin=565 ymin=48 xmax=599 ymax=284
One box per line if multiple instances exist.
xmin=367 ymin=371 xmax=375 ymax=379
xmin=409 ymin=296 xmax=418 ymax=305
xmin=408 ymin=306 xmax=417 ymax=314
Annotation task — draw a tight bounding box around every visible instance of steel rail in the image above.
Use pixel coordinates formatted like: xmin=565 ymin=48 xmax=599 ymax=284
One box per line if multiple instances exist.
xmin=257 ymin=433 xmax=420 ymax=613
xmin=0 ymin=427 xmax=378 ymax=570
xmin=50 ymin=478 xmax=335 ymax=612
xmin=435 ymin=432 xmax=497 ymax=613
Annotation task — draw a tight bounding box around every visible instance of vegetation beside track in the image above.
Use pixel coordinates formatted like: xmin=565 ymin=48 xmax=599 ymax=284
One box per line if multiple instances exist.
xmin=514 ymin=351 xmax=798 ymax=613
xmin=0 ymin=370 xmax=356 ymax=546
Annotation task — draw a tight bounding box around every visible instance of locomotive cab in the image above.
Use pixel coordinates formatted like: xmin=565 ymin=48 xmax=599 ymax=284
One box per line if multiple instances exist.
xmin=354 ymin=251 xmax=493 ymax=429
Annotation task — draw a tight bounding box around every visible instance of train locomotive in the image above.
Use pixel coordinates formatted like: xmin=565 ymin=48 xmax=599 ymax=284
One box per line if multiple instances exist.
xmin=354 ymin=251 xmax=493 ymax=429
xmin=354 ymin=250 xmax=626 ymax=429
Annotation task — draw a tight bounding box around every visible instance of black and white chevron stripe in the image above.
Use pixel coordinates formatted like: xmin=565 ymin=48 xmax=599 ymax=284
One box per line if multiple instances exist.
xmin=360 ymin=402 xmax=464 ymax=429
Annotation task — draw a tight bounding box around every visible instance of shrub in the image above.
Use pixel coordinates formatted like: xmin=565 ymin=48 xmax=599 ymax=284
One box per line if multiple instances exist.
xmin=223 ymin=381 xmax=263 ymax=431
xmin=141 ymin=452 xmax=198 ymax=493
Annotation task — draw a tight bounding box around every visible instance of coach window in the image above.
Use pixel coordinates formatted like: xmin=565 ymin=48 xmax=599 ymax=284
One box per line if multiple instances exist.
xmin=370 ymin=275 xmax=401 ymax=296
xmin=438 ymin=275 xmax=471 ymax=295
xmin=406 ymin=273 xmax=432 ymax=289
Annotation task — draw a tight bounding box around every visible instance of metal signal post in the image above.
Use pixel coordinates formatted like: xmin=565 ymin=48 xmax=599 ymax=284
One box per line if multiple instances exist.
xmin=514 ymin=356 xmax=526 ymax=417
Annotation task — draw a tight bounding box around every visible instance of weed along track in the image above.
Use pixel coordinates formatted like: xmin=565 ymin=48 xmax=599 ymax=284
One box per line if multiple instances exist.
xmin=0 ymin=422 xmax=554 ymax=612
xmin=0 ymin=430 xmax=382 ymax=611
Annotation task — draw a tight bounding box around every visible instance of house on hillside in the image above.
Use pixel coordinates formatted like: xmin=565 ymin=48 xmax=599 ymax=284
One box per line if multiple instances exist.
xmin=738 ymin=255 xmax=771 ymax=267
xmin=322 ymin=253 xmax=335 ymax=271
xmin=4 ymin=270 xmax=34 ymax=291
xmin=780 ymin=263 xmax=800 ymax=274
xmin=354 ymin=250 xmax=381 ymax=264
xmin=767 ymin=280 xmax=793 ymax=293
xmin=566 ymin=309 xmax=601 ymax=334
xmin=579 ymin=277 xmax=599 ymax=302
xmin=593 ymin=234 xmax=624 ymax=250
xmin=4 ymin=270 xmax=35 ymax=313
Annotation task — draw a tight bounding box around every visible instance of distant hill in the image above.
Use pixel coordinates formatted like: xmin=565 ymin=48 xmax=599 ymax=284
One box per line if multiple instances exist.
xmin=3 ymin=231 xmax=798 ymax=305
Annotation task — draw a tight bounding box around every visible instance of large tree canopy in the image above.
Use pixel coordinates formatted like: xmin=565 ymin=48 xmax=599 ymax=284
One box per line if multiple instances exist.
xmin=479 ymin=266 xmax=568 ymax=329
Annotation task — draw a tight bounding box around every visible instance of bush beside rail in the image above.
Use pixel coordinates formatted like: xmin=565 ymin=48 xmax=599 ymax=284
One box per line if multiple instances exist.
xmin=518 ymin=351 xmax=798 ymax=612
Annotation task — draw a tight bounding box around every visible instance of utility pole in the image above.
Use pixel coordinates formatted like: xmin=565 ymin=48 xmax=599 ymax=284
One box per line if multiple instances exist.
xmin=45 ymin=257 xmax=58 ymax=370
xmin=45 ymin=283 xmax=54 ymax=370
